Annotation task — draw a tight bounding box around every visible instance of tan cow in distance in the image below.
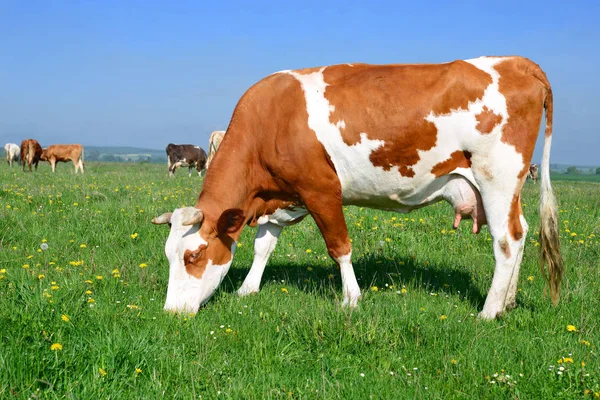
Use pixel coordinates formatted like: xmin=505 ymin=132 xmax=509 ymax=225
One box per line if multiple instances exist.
xmin=20 ymin=139 xmax=43 ymax=172
xmin=206 ymin=130 xmax=225 ymax=170
xmin=41 ymin=144 xmax=85 ymax=173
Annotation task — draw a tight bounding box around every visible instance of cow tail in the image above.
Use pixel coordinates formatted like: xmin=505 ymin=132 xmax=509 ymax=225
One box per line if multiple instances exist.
xmin=535 ymin=70 xmax=563 ymax=306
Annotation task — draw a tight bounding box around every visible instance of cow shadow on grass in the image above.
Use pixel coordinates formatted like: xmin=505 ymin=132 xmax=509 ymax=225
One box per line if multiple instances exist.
xmin=220 ymin=253 xmax=490 ymax=311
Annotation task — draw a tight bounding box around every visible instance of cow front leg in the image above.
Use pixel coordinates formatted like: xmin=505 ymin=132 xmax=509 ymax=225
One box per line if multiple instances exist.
xmin=238 ymin=222 xmax=284 ymax=296
xmin=301 ymin=186 xmax=360 ymax=307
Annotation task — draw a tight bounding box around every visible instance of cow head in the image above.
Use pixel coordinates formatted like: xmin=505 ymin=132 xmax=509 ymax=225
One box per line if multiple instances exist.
xmin=152 ymin=206 xmax=245 ymax=313
xmin=40 ymin=149 xmax=48 ymax=161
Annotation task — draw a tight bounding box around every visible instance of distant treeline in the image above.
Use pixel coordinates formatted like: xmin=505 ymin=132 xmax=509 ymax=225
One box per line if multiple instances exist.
xmin=84 ymin=147 xmax=167 ymax=164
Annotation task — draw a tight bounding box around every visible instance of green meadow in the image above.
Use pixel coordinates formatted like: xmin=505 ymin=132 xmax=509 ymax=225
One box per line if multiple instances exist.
xmin=0 ymin=162 xmax=598 ymax=399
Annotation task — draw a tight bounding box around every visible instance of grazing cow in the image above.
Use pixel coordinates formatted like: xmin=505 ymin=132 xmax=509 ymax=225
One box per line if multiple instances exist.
xmin=153 ymin=56 xmax=563 ymax=320
xmin=4 ymin=143 xmax=20 ymax=167
xmin=527 ymin=164 xmax=539 ymax=183
xmin=20 ymin=139 xmax=43 ymax=172
xmin=40 ymin=144 xmax=85 ymax=174
xmin=165 ymin=144 xmax=207 ymax=177
xmin=206 ymin=130 xmax=226 ymax=171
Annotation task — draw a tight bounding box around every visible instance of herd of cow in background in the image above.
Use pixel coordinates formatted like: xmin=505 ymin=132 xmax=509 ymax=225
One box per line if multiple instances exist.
xmin=2 ymin=130 xmax=227 ymax=177
xmin=4 ymin=140 xmax=85 ymax=174
xmin=5 ymin=130 xmax=538 ymax=183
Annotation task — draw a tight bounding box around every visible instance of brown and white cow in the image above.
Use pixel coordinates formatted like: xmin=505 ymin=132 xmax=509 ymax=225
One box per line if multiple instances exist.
xmin=40 ymin=144 xmax=85 ymax=174
xmin=527 ymin=164 xmax=539 ymax=183
xmin=4 ymin=143 xmax=20 ymax=167
xmin=166 ymin=144 xmax=207 ymax=177
xmin=20 ymin=139 xmax=43 ymax=172
xmin=153 ymin=56 xmax=563 ymax=320
xmin=206 ymin=130 xmax=225 ymax=171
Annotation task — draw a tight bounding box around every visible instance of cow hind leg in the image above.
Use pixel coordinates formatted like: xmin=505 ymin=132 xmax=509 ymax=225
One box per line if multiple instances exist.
xmin=475 ymin=174 xmax=528 ymax=320
xmin=238 ymin=222 xmax=284 ymax=296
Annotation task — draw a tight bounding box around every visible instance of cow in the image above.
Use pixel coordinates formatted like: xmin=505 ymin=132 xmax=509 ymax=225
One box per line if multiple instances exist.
xmin=152 ymin=56 xmax=563 ymax=320
xmin=527 ymin=164 xmax=539 ymax=183
xmin=20 ymin=139 xmax=43 ymax=172
xmin=206 ymin=130 xmax=226 ymax=171
xmin=40 ymin=144 xmax=85 ymax=174
xmin=165 ymin=144 xmax=207 ymax=177
xmin=4 ymin=143 xmax=20 ymax=167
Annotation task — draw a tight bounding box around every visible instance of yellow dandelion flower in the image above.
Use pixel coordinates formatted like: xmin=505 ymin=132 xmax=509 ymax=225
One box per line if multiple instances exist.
xmin=42 ymin=239 xmax=47 ymax=243
xmin=130 ymin=233 xmax=139 ymax=239
xmin=87 ymin=298 xmax=95 ymax=303
xmin=579 ymin=339 xmax=591 ymax=346
xmin=567 ymin=325 xmax=577 ymax=332
xmin=95 ymin=275 xmax=103 ymax=280
xmin=80 ymin=244 xmax=87 ymax=248
xmin=112 ymin=269 xmax=119 ymax=274
xmin=527 ymin=276 xmax=534 ymax=281
xmin=451 ymin=359 xmax=457 ymax=365
xmin=139 ymin=263 xmax=148 ymax=268
xmin=22 ymin=264 xmax=30 ymax=269
xmin=225 ymin=328 xmax=232 ymax=333
xmin=99 ymin=368 xmax=107 ymax=376
xmin=135 ymin=368 xmax=142 ymax=374
xmin=61 ymin=314 xmax=70 ymax=322
xmin=50 ymin=343 xmax=63 ymax=351
xmin=281 ymin=287 xmax=288 ymax=293
xmin=305 ymin=249 xmax=312 ymax=253
xmin=85 ymin=290 xmax=92 ymax=295
xmin=371 ymin=286 xmax=379 ymax=292
xmin=85 ymin=279 xmax=93 ymax=284
xmin=38 ymin=274 xmax=45 ymax=279
xmin=440 ymin=315 xmax=447 ymax=321
xmin=51 ymin=285 xmax=59 ymax=290
xmin=401 ymin=288 xmax=408 ymax=294
xmin=562 ymin=357 xmax=574 ymax=363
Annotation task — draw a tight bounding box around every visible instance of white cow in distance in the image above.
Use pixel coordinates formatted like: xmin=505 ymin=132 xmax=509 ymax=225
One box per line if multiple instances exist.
xmin=4 ymin=143 xmax=20 ymax=167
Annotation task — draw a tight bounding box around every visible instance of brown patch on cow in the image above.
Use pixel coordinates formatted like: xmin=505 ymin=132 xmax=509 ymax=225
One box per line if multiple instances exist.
xmin=508 ymin=194 xmax=523 ymax=240
xmin=184 ymin=244 xmax=209 ymax=278
xmin=496 ymin=57 xmax=549 ymax=179
xmin=431 ymin=150 xmax=472 ymax=177
xmin=498 ymin=236 xmax=511 ymax=259
xmin=475 ymin=106 xmax=503 ymax=134
xmin=293 ymin=66 xmax=326 ymax=75
xmin=322 ymin=61 xmax=492 ymax=176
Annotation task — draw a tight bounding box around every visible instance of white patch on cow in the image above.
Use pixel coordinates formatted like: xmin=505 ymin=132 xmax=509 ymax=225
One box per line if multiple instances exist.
xmin=257 ymin=207 xmax=309 ymax=226
xmin=238 ymin=222 xmax=283 ymax=296
xmin=162 ymin=207 xmax=236 ymax=313
xmin=336 ymin=252 xmax=361 ymax=307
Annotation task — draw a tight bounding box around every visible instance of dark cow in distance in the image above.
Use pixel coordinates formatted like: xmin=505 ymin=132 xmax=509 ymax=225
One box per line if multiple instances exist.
xmin=153 ymin=56 xmax=562 ymax=320
xmin=41 ymin=144 xmax=85 ymax=174
xmin=527 ymin=164 xmax=539 ymax=183
xmin=20 ymin=139 xmax=43 ymax=172
xmin=166 ymin=144 xmax=207 ymax=177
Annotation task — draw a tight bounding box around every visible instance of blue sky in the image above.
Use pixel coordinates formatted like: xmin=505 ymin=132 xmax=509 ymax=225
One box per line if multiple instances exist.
xmin=1 ymin=0 xmax=598 ymax=165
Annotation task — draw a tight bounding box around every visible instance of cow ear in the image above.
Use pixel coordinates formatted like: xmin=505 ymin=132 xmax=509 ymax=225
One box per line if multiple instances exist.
xmin=217 ymin=209 xmax=245 ymax=234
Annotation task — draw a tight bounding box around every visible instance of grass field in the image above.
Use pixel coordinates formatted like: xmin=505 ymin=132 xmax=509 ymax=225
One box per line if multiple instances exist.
xmin=1 ymin=162 xmax=599 ymax=399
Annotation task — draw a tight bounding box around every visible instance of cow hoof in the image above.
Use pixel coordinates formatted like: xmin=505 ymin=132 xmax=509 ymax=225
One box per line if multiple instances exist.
xmin=237 ymin=287 xmax=259 ymax=297
xmin=341 ymin=295 xmax=361 ymax=308
xmin=477 ymin=309 xmax=502 ymax=320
